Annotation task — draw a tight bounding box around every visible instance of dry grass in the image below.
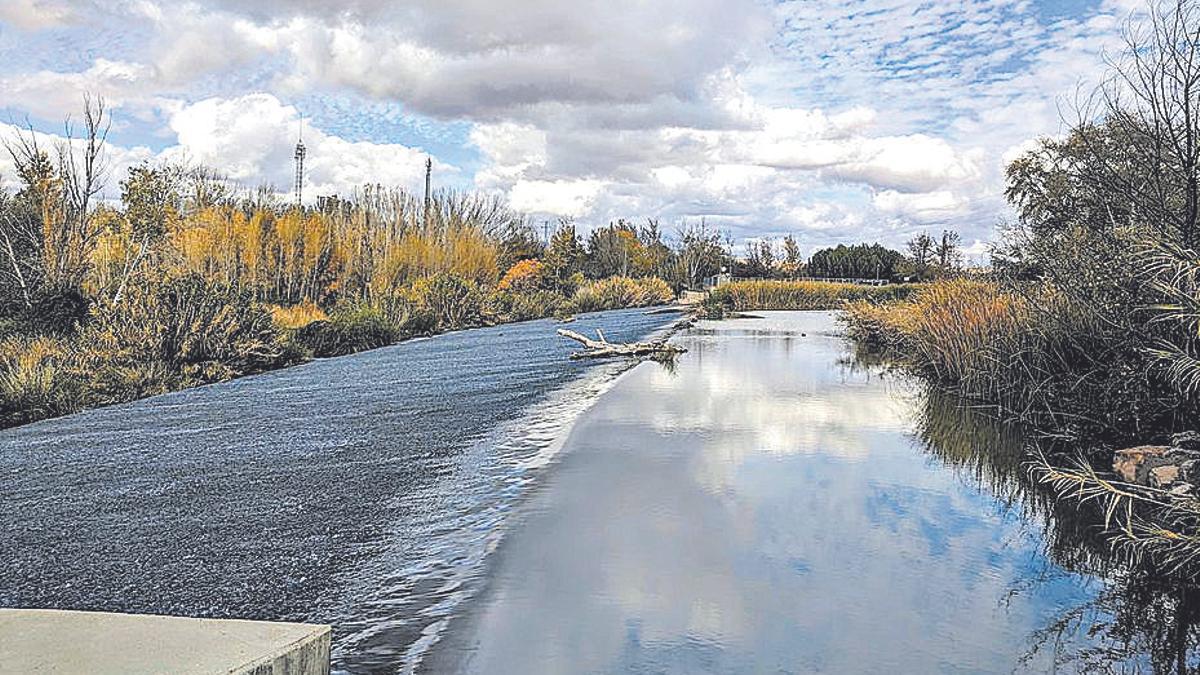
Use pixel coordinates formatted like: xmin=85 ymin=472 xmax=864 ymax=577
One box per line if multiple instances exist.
xmin=0 ymin=335 xmax=77 ymax=426
xmin=844 ymin=279 xmax=1031 ymax=395
xmin=705 ymin=280 xmax=917 ymax=317
xmin=269 ymin=301 xmax=329 ymax=330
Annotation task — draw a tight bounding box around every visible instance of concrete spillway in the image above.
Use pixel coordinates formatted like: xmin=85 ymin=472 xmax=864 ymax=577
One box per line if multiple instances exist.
xmin=0 ymin=609 xmax=330 ymax=674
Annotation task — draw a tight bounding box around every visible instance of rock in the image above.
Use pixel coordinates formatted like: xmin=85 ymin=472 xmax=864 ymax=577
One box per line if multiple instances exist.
xmin=1113 ymin=445 xmax=1173 ymax=484
xmin=1150 ymin=464 xmax=1181 ymax=488
xmin=1172 ymin=430 xmax=1200 ymax=450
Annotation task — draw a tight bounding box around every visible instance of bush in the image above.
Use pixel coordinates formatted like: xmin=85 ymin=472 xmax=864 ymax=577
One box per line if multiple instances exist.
xmin=26 ymin=287 xmax=91 ymax=335
xmin=841 ymin=278 xmax=1183 ymax=438
xmin=410 ymin=273 xmax=486 ymax=330
xmin=294 ymin=303 xmax=401 ymax=358
xmin=571 ymin=276 xmax=673 ymax=313
xmin=496 ymin=258 xmax=545 ymax=293
xmin=83 ymin=274 xmax=288 ymax=382
xmin=0 ymin=335 xmax=79 ymax=427
xmin=488 ymin=288 xmax=570 ymax=323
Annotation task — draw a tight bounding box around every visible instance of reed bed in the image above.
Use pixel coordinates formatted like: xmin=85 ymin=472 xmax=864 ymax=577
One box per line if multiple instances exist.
xmin=703 ymin=279 xmax=917 ymax=317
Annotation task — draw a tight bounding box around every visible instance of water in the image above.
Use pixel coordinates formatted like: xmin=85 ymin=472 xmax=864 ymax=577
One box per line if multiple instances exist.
xmin=4 ymin=310 xmax=1196 ymax=673
xmin=0 ymin=308 xmax=674 ymax=674
xmin=425 ymin=312 xmax=1197 ymax=673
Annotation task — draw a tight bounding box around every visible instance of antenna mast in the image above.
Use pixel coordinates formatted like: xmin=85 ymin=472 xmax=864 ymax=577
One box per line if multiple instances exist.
xmin=423 ymin=157 xmax=432 ymax=225
xmin=293 ymin=117 xmax=307 ymax=206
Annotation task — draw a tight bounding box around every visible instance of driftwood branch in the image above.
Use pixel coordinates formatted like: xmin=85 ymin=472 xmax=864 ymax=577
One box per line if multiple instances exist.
xmin=557 ymin=328 xmax=687 ymax=360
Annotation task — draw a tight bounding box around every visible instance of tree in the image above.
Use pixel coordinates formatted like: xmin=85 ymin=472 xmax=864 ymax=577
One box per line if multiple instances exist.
xmin=744 ymin=238 xmax=776 ymax=278
xmin=673 ymin=219 xmax=725 ymax=290
xmin=1099 ymin=0 xmax=1200 ymax=245
xmin=808 ymin=243 xmax=904 ymax=279
xmin=635 ymin=219 xmax=673 ymax=279
xmin=935 ymin=230 xmax=962 ymax=272
xmin=585 ymin=220 xmax=641 ymax=278
xmin=1 ymin=95 xmax=110 ymax=308
xmin=543 ymin=222 xmax=584 ymax=291
xmin=781 ymin=235 xmax=803 ymax=278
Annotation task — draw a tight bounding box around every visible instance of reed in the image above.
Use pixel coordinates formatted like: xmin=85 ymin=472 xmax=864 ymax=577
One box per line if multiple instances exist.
xmin=704 ymin=279 xmax=917 ymax=317
xmin=269 ymin=301 xmax=329 ymax=330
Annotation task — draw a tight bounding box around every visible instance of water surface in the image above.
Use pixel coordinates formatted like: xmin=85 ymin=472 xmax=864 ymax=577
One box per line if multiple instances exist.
xmin=426 ymin=312 xmax=1188 ymax=673
xmin=0 ymin=309 xmax=672 ymax=673
xmin=5 ymin=309 xmax=1197 ymax=673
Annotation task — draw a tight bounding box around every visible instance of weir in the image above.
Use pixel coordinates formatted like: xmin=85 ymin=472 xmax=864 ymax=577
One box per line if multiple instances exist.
xmin=0 ymin=609 xmax=331 ymax=674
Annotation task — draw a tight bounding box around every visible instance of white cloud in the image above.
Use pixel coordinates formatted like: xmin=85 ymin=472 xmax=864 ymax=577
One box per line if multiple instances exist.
xmin=164 ymin=94 xmax=441 ymax=196
xmin=0 ymin=0 xmax=74 ymax=30
xmin=0 ymin=93 xmax=441 ymax=203
xmin=0 ymin=0 xmax=1141 ymax=249
xmin=873 ymin=190 xmax=969 ymax=221
xmin=508 ymin=179 xmax=604 ymax=218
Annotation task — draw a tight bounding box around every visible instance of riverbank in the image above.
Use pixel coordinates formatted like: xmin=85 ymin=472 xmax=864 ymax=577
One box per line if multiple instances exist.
xmin=424 ymin=311 xmax=1175 ymax=673
xmin=841 ymin=278 xmax=1200 ymax=577
xmin=0 ymin=276 xmax=673 ymax=430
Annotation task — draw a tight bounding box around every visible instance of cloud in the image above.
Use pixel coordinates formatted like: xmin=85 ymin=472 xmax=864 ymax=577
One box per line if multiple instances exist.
xmin=0 ymin=0 xmax=1141 ymax=250
xmin=0 ymin=0 xmax=74 ymax=30
xmin=164 ymin=94 xmax=442 ymax=195
xmin=508 ymin=179 xmax=604 ymax=219
xmin=0 ymin=59 xmax=159 ymax=122
xmin=0 ymin=93 xmax=441 ymax=202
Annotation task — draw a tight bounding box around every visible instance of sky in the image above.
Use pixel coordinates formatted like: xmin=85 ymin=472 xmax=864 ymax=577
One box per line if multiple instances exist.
xmin=0 ymin=0 xmax=1144 ymax=256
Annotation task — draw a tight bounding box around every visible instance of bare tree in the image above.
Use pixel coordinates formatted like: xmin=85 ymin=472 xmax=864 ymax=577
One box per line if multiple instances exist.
xmin=674 ymin=219 xmax=724 ymax=289
xmin=1 ymin=95 xmax=111 ymax=301
xmin=1086 ymin=0 xmax=1200 ymax=243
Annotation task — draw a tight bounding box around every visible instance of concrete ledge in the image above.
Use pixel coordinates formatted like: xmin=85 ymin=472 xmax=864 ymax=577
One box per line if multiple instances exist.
xmin=0 ymin=609 xmax=330 ymax=675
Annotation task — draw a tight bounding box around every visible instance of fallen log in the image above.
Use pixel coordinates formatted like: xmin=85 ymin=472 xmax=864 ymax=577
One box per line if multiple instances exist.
xmin=557 ymin=328 xmax=687 ymax=360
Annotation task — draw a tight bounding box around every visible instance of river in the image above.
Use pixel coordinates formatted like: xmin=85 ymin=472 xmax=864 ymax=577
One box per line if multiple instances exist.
xmin=2 ymin=310 xmax=1196 ymax=673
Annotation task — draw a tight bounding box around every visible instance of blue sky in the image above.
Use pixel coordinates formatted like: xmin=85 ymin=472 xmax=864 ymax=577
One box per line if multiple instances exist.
xmin=0 ymin=0 xmax=1140 ymax=255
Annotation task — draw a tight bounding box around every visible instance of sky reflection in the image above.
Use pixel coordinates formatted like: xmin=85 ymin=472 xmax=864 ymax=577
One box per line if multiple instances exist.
xmin=426 ymin=312 xmax=1105 ymax=674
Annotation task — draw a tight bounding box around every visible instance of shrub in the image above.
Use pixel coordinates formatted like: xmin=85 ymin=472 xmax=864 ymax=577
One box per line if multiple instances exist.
xmin=86 ymin=361 xmax=178 ymax=406
xmin=295 ymin=303 xmax=400 ymax=358
xmin=571 ymin=276 xmax=673 ymax=313
xmin=488 ymin=288 xmax=570 ymax=323
xmin=26 ymin=287 xmax=91 ymax=335
xmin=84 ymin=274 xmax=288 ymax=382
xmin=841 ymin=278 xmax=1181 ymax=438
xmin=0 ymin=335 xmax=79 ymax=427
xmin=410 ymin=273 xmax=486 ymax=330
xmin=497 ymin=258 xmax=545 ymax=292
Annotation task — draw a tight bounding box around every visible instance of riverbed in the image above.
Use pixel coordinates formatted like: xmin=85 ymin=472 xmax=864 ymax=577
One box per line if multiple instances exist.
xmin=1 ymin=310 xmax=1188 ymax=673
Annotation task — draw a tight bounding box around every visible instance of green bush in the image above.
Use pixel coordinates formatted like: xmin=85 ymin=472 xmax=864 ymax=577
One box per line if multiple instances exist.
xmin=83 ymin=274 xmax=288 ymax=381
xmin=488 ymin=289 xmax=571 ymax=322
xmin=410 ymin=273 xmax=486 ymax=330
xmin=294 ymin=303 xmax=401 ymax=358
